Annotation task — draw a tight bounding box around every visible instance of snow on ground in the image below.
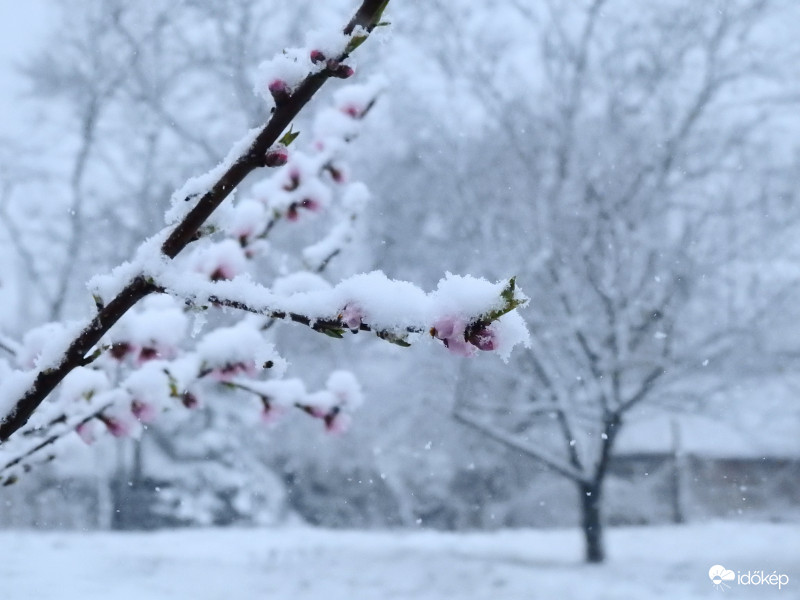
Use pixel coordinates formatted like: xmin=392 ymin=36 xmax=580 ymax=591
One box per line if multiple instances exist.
xmin=0 ymin=522 xmax=797 ymax=599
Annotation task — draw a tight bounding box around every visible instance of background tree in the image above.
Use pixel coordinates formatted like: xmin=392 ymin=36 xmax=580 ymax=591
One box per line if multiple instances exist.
xmin=354 ymin=0 xmax=800 ymax=562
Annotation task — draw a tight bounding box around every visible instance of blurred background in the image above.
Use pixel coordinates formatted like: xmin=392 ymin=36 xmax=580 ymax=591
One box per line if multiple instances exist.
xmin=0 ymin=0 xmax=799 ymax=596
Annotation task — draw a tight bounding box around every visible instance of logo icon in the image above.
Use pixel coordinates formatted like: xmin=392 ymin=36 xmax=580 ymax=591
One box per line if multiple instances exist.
xmin=709 ymin=565 xmax=736 ymax=591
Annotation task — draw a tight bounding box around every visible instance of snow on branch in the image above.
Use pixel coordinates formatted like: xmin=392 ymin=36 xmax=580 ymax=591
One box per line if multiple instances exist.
xmin=155 ymin=271 xmax=529 ymax=358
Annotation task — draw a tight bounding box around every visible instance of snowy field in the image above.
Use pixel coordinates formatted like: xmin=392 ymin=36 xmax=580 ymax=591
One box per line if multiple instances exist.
xmin=0 ymin=522 xmax=797 ymax=599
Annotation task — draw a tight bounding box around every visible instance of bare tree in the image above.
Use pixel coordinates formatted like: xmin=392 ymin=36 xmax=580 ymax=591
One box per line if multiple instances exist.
xmin=377 ymin=0 xmax=800 ymax=562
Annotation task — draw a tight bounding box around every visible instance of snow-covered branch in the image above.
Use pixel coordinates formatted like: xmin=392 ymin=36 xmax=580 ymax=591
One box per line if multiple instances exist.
xmin=0 ymin=0 xmax=391 ymax=443
xmin=0 ymin=0 xmax=531 ymax=486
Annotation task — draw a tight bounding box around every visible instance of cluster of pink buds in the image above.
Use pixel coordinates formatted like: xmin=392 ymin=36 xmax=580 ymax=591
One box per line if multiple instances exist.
xmin=297 ymin=403 xmax=350 ymax=433
xmin=109 ymin=341 xmax=176 ymax=364
xmin=303 ymin=406 xmax=350 ymax=433
xmin=286 ymin=198 xmax=321 ymax=221
xmin=310 ymin=49 xmax=354 ymax=80
xmin=208 ymin=360 xmax=257 ymax=383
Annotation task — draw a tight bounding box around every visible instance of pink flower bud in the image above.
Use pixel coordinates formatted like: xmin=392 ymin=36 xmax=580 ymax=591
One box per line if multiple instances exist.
xmin=468 ymin=325 xmax=497 ymax=352
xmin=137 ymin=346 xmax=160 ymax=363
xmin=268 ymin=79 xmax=290 ymax=103
xmin=264 ymin=145 xmax=289 ymax=168
xmin=300 ymin=198 xmax=320 ymax=212
xmin=76 ymin=421 xmax=98 ymax=445
xmin=283 ymin=168 xmax=301 ymax=191
xmin=110 ymin=342 xmax=136 ymax=361
xmin=432 ymin=316 xmax=462 ymax=341
xmin=209 ymin=361 xmax=257 ymax=383
xmin=260 ymin=403 xmax=286 ymax=426
xmin=131 ymin=400 xmax=157 ymax=423
xmin=431 ymin=316 xmax=477 ymax=357
xmin=100 ymin=414 xmax=131 ymax=438
xmin=310 ymin=50 xmax=326 ymax=64
xmin=209 ymin=265 xmax=234 ymax=282
xmin=340 ymin=304 xmax=363 ymax=330
xmin=181 ymin=391 xmax=199 ymax=409
xmin=443 ymin=337 xmax=476 ymax=357
xmin=286 ymin=204 xmax=300 ymax=221
xmin=332 ymin=64 xmax=354 ymax=79
xmin=341 ymin=104 xmax=362 ymax=118
xmin=326 ymin=164 xmax=346 ymax=183
xmin=324 ymin=409 xmax=351 ymax=434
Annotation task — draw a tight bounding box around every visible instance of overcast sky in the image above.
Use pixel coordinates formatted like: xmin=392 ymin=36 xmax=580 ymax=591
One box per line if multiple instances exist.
xmin=0 ymin=1 xmax=49 ymax=137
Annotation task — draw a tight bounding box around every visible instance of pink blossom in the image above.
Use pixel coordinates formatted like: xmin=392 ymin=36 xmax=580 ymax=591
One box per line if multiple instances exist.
xmin=340 ymin=104 xmax=363 ymax=118
xmin=209 ymin=264 xmax=237 ymax=282
xmin=264 ymin=145 xmax=289 ymax=167
xmin=100 ymin=413 xmax=133 ymax=438
xmin=306 ymin=405 xmax=328 ymax=419
xmin=110 ymin=342 xmax=137 ymax=361
xmin=325 ymin=163 xmax=347 ymax=183
xmin=432 ymin=316 xmax=476 ymax=357
xmin=432 ymin=316 xmax=462 ymax=340
xmin=260 ymin=403 xmax=286 ymax=426
xmin=443 ymin=337 xmax=476 ymax=357
xmin=208 ymin=361 xmax=257 ymax=382
xmin=325 ymin=410 xmax=351 ymax=434
xmin=131 ymin=400 xmax=157 ymax=423
xmin=340 ymin=303 xmax=363 ymax=330
xmin=76 ymin=421 xmax=98 ymax=445
xmin=181 ymin=391 xmax=200 ymax=409
xmin=300 ymin=198 xmax=321 ymax=212
xmin=135 ymin=344 xmax=176 ymax=365
xmin=283 ymin=168 xmax=301 ymax=191
xmin=310 ymin=50 xmax=326 ymax=64
xmin=329 ymin=62 xmax=354 ymax=79
xmin=467 ymin=324 xmax=497 ymax=352
xmin=268 ymin=79 xmax=290 ymax=103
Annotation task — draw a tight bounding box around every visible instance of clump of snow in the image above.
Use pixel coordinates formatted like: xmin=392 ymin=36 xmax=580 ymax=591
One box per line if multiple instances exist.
xmin=272 ymin=272 xmax=332 ymax=295
xmin=17 ymin=320 xmax=84 ymax=371
xmin=109 ymin=295 xmax=189 ymax=363
xmin=164 ymin=127 xmax=260 ymax=225
xmin=326 ymin=370 xmax=363 ymax=409
xmin=197 ymin=324 xmax=286 ymax=378
xmin=58 ymin=368 xmax=110 ymax=404
xmin=254 ymin=49 xmax=318 ymax=108
xmin=0 ymin=369 xmax=36 ymax=424
xmin=191 ymin=239 xmax=249 ymax=282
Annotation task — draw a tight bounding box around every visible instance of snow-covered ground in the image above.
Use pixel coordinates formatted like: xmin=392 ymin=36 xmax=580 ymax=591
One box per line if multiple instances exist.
xmin=0 ymin=522 xmax=796 ymax=599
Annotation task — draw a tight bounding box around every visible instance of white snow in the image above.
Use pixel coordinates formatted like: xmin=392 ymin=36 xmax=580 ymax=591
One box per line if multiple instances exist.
xmin=0 ymin=522 xmax=795 ymax=599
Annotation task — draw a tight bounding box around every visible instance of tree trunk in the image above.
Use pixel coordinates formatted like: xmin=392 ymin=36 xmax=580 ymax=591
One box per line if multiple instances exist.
xmin=579 ymin=480 xmax=605 ymax=563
